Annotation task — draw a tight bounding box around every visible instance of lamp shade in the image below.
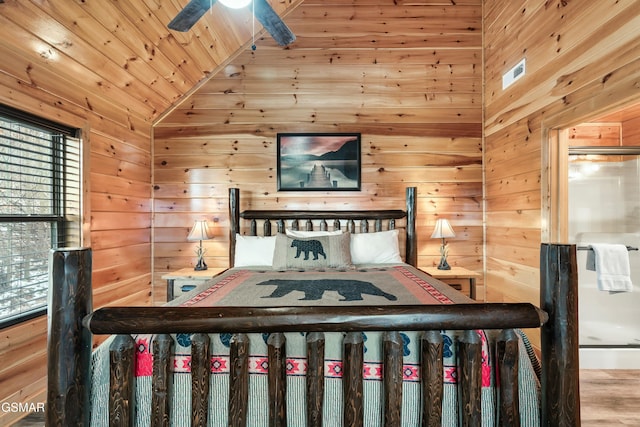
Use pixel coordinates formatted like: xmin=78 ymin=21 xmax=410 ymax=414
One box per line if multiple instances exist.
xmin=187 ymin=220 xmax=214 ymax=241
xmin=431 ymin=219 xmax=455 ymax=239
xmin=219 ymin=0 xmax=252 ymax=9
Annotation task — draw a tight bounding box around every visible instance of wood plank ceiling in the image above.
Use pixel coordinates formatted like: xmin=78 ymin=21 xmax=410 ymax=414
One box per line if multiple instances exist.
xmin=0 ymin=0 xmax=301 ymax=123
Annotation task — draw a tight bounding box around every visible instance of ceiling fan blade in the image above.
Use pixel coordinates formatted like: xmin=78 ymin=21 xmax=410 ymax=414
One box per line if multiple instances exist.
xmin=168 ymin=0 xmax=215 ymax=32
xmin=253 ymin=0 xmax=296 ymax=46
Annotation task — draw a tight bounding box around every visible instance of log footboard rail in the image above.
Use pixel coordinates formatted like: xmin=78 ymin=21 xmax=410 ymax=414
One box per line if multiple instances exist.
xmin=47 ymin=244 xmax=580 ymax=426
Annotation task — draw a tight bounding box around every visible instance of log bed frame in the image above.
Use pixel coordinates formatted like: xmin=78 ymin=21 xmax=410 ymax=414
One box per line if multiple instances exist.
xmin=47 ymin=187 xmax=580 ymax=426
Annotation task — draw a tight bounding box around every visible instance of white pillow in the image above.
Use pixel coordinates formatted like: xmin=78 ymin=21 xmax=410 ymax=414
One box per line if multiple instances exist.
xmin=234 ymin=234 xmax=277 ymax=267
xmin=350 ymin=229 xmax=403 ymax=264
xmin=285 ymin=229 xmax=343 ymax=237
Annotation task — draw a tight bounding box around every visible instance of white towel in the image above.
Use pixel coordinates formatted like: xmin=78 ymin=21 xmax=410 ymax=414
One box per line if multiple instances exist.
xmin=587 ymin=243 xmax=633 ymax=293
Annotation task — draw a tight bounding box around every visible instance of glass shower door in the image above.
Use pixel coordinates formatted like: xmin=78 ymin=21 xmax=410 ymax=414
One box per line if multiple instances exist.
xmin=568 ymin=150 xmax=640 ymax=351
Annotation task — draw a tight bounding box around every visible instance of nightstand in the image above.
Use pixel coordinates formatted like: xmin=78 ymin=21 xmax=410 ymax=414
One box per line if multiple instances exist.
xmin=421 ymin=266 xmax=481 ymax=300
xmin=162 ymin=267 xmax=226 ymax=301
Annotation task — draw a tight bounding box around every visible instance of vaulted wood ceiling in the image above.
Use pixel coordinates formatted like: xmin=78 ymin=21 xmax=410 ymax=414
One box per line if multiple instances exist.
xmin=0 ymin=0 xmax=301 ymax=123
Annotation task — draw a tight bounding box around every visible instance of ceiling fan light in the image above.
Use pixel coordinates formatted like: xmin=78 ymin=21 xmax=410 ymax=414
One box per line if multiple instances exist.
xmin=218 ymin=0 xmax=252 ymax=9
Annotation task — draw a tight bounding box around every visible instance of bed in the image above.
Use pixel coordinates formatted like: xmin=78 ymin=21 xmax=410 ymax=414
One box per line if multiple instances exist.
xmin=46 ymin=187 xmax=580 ymax=426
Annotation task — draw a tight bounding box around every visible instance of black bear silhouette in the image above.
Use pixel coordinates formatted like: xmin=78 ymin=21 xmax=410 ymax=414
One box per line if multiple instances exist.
xmin=257 ymin=279 xmax=398 ymax=301
xmin=290 ymin=239 xmax=327 ymax=260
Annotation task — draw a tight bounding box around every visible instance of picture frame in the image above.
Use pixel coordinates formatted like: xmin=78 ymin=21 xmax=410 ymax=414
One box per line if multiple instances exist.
xmin=277 ymin=133 xmax=361 ymax=191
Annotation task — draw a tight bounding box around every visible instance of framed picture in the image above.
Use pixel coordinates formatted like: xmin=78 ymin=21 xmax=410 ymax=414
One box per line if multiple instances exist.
xmin=277 ymin=133 xmax=361 ymax=191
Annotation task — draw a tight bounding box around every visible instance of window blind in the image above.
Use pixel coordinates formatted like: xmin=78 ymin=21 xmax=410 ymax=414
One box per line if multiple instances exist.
xmin=0 ymin=106 xmax=81 ymax=327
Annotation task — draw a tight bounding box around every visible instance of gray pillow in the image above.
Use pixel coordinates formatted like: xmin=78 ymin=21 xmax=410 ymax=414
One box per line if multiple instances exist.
xmin=272 ymin=232 xmax=353 ymax=270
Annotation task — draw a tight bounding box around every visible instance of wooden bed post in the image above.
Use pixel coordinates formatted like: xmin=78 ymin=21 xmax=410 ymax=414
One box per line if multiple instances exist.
xmin=229 ymin=187 xmax=240 ymax=268
xmin=540 ymin=243 xmax=581 ymax=426
xmin=405 ymin=186 xmax=417 ymax=267
xmin=47 ymin=248 xmax=92 ymax=426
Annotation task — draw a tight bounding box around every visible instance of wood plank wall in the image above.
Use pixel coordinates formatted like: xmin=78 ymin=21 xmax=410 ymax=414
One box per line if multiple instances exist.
xmin=484 ymin=0 xmax=640 ymax=346
xmin=11 ymin=0 xmax=639 ymax=419
xmin=622 ymin=116 xmax=640 ymax=146
xmin=0 ymin=24 xmax=152 ymax=427
xmin=0 ymin=0 xmax=308 ymax=419
xmin=568 ymin=124 xmax=622 ymax=147
xmin=153 ymin=0 xmax=484 ymax=304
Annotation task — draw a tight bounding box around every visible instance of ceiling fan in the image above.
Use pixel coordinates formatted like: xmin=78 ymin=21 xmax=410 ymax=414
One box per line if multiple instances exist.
xmin=168 ymin=0 xmax=296 ymax=46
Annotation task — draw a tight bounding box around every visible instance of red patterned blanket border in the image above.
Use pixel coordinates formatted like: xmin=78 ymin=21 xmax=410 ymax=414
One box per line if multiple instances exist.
xmin=180 ymin=270 xmax=246 ymax=306
xmin=393 ymin=265 xmax=454 ymax=305
xmin=135 ymin=353 xmax=487 ymax=385
xmin=134 ymin=336 xmax=492 ymax=387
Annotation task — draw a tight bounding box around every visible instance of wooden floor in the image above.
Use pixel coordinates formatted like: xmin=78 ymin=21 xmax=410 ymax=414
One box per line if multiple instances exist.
xmin=580 ymin=370 xmax=640 ymax=426
xmin=10 ymin=370 xmax=640 ymax=426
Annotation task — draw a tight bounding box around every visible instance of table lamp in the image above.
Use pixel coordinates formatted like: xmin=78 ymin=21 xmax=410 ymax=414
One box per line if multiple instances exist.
xmin=431 ymin=218 xmax=455 ymax=270
xmin=187 ymin=220 xmax=214 ymax=271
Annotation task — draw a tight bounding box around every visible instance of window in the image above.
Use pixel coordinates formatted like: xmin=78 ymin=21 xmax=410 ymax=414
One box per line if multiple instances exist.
xmin=0 ymin=105 xmax=81 ymax=328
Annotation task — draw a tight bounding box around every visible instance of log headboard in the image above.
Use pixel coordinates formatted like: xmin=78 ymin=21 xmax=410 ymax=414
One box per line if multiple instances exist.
xmin=228 ymin=187 xmax=417 ymax=268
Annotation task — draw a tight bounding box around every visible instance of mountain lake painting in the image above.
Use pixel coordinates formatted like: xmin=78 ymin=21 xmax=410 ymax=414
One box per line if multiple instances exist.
xmin=277 ymin=133 xmax=361 ymax=191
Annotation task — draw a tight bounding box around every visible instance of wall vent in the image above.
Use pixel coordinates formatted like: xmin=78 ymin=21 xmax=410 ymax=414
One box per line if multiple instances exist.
xmin=502 ymin=58 xmax=526 ymax=90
